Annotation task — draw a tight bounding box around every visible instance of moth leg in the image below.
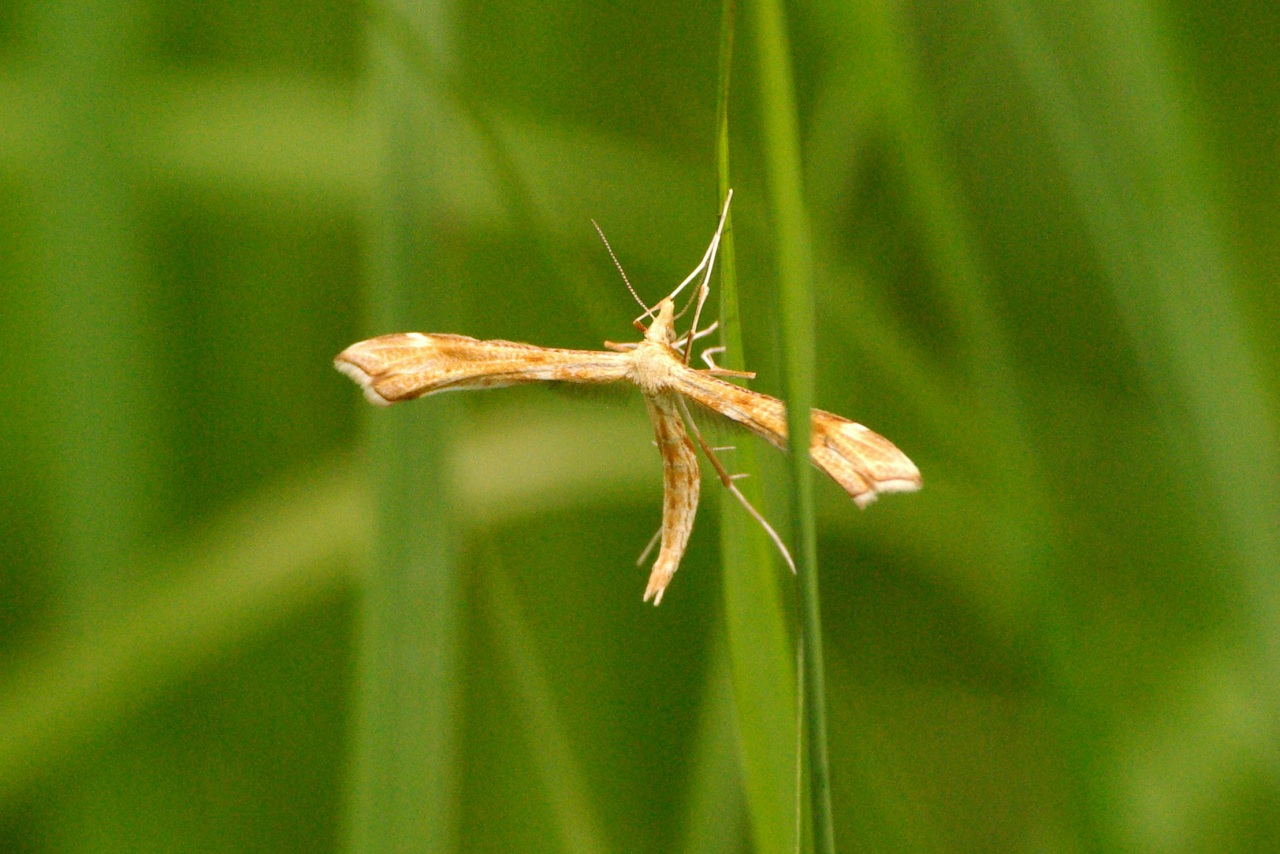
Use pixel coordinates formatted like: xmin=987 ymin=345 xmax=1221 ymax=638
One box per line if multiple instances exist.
xmin=635 ymin=526 xmax=662 ymax=567
xmin=676 ymin=398 xmax=796 ymax=573
xmin=673 ymin=192 xmax=733 ymax=350
xmin=697 ymin=347 xmax=756 ymax=378
xmin=672 ymin=323 xmax=718 ymax=359
xmin=685 ymin=321 xmax=720 ymax=349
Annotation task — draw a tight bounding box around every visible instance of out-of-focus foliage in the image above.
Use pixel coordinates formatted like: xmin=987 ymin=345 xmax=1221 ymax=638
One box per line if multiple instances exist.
xmin=0 ymin=0 xmax=1276 ymax=851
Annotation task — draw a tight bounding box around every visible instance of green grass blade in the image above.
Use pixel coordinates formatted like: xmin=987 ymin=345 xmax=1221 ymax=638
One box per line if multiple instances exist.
xmin=713 ymin=4 xmax=799 ymax=853
xmin=0 ymin=461 xmax=364 ymax=805
xmin=21 ymin=6 xmax=166 ymax=846
xmin=25 ymin=0 xmax=159 ymax=619
xmin=750 ymin=0 xmax=834 ymax=851
xmin=998 ymin=0 xmax=1280 ymax=616
xmin=346 ymin=18 xmax=465 ymax=853
xmin=678 ymin=628 xmax=748 ymax=854
xmin=481 ymin=558 xmax=610 ymax=854
xmin=994 ymin=3 xmax=1280 ymax=845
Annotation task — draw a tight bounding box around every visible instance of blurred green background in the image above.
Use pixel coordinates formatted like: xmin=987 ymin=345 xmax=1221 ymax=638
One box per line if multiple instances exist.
xmin=2 ymin=0 xmax=1278 ymax=851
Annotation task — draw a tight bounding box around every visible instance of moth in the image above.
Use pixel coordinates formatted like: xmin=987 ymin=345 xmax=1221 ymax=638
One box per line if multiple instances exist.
xmin=335 ymin=192 xmax=921 ymax=604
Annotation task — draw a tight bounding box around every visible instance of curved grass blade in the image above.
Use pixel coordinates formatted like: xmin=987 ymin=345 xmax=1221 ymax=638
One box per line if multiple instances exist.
xmin=713 ymin=4 xmax=800 ymax=852
xmin=347 ymin=19 xmax=465 ymax=853
xmin=750 ymin=0 xmax=835 ymax=850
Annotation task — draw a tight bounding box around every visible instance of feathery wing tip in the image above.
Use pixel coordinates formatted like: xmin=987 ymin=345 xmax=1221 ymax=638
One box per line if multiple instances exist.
xmin=334 ymin=355 xmax=393 ymax=406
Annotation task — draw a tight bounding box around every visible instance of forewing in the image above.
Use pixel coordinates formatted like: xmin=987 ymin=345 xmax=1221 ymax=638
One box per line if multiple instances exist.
xmin=334 ymin=333 xmax=631 ymax=405
xmin=809 ymin=411 xmax=921 ymax=507
xmin=669 ymin=364 xmax=920 ymax=506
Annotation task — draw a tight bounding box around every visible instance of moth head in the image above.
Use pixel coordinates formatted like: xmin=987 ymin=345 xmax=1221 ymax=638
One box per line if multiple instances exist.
xmin=645 ymin=298 xmax=679 ymax=345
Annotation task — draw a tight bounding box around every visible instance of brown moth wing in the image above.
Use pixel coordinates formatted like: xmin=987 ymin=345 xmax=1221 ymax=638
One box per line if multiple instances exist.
xmin=667 ymin=364 xmax=921 ymax=507
xmin=641 ymin=394 xmax=701 ymax=605
xmin=334 ymin=333 xmax=632 ymax=406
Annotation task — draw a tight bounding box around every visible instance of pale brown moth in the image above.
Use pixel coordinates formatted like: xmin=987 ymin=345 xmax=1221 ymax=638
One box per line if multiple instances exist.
xmin=335 ymin=192 xmax=921 ymax=604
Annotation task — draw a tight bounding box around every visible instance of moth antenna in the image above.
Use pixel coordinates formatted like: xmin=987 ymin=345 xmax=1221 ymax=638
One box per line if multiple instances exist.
xmin=672 ymin=279 xmax=704 ymax=321
xmin=592 ymin=219 xmax=652 ymax=317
